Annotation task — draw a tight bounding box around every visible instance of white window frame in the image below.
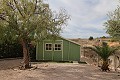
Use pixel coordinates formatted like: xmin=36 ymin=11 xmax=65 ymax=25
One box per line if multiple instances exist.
xmin=54 ymin=43 xmax=62 ymax=51
xmin=45 ymin=43 xmax=52 ymax=51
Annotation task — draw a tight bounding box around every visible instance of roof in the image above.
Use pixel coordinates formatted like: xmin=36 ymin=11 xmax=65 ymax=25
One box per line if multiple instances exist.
xmin=40 ymin=35 xmax=81 ymax=46
xmin=60 ymin=37 xmax=81 ymax=46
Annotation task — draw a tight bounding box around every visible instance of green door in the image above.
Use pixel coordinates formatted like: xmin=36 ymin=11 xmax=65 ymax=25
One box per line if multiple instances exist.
xmin=44 ymin=41 xmax=53 ymax=60
xmin=43 ymin=40 xmax=63 ymax=61
xmin=53 ymin=41 xmax=63 ymax=61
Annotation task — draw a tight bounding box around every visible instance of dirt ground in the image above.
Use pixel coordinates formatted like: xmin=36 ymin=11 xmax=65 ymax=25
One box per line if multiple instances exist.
xmin=0 ymin=59 xmax=120 ymax=80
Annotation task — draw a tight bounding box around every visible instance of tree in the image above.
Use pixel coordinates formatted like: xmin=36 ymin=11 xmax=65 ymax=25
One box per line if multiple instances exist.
xmin=0 ymin=0 xmax=70 ymax=69
xmin=101 ymin=36 xmax=106 ymax=38
xmin=89 ymin=36 xmax=94 ymax=40
xmin=105 ymin=6 xmax=120 ymax=42
xmin=86 ymin=42 xmax=118 ymax=71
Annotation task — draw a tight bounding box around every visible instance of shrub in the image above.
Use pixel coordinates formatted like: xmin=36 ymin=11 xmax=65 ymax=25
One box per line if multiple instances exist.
xmin=0 ymin=41 xmax=36 ymax=60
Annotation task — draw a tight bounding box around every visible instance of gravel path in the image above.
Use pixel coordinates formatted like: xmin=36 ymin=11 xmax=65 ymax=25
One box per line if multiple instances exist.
xmin=0 ymin=59 xmax=120 ymax=80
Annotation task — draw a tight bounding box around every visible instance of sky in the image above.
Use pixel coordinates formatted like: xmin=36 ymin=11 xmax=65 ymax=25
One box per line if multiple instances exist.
xmin=46 ymin=0 xmax=119 ymax=39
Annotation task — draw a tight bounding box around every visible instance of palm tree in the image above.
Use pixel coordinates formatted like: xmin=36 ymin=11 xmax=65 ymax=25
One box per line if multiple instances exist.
xmin=86 ymin=42 xmax=118 ymax=71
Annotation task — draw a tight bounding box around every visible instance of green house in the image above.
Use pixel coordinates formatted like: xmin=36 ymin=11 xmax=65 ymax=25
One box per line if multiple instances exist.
xmin=36 ymin=37 xmax=81 ymax=61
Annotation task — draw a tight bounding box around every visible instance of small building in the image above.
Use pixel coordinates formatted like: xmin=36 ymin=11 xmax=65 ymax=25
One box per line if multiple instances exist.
xmin=36 ymin=37 xmax=81 ymax=61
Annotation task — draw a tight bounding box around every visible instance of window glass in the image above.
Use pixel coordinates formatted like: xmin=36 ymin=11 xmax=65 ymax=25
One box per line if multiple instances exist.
xmin=54 ymin=44 xmax=61 ymax=51
xmin=45 ymin=43 xmax=52 ymax=51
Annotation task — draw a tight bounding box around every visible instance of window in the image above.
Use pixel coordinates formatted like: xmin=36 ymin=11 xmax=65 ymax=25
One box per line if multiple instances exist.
xmin=45 ymin=43 xmax=52 ymax=51
xmin=45 ymin=43 xmax=62 ymax=51
xmin=54 ymin=43 xmax=62 ymax=51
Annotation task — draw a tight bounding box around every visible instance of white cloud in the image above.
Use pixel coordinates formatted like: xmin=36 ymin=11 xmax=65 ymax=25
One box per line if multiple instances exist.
xmin=47 ymin=0 xmax=119 ymax=38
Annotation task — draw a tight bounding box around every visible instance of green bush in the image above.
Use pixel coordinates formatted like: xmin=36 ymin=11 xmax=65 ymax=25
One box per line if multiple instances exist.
xmin=0 ymin=42 xmax=23 ymax=58
xmin=0 ymin=41 xmax=36 ymax=60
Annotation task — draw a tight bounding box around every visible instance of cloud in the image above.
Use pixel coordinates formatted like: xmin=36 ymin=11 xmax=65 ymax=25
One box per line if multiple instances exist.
xmin=47 ymin=0 xmax=119 ymax=38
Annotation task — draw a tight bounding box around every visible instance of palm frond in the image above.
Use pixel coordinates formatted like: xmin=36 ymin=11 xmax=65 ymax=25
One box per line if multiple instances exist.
xmin=85 ymin=44 xmax=119 ymax=61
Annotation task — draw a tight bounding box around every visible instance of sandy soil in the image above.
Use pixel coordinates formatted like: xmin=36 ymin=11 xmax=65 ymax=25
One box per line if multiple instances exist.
xmin=0 ymin=58 xmax=22 ymax=70
xmin=0 ymin=59 xmax=120 ymax=80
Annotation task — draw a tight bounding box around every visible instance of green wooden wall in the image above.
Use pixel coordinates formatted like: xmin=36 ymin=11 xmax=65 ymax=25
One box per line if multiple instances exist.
xmin=36 ymin=37 xmax=80 ymax=61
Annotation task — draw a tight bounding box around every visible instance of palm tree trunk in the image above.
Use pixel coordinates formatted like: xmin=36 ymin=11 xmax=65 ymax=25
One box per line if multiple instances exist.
xmin=101 ymin=60 xmax=109 ymax=71
xmin=20 ymin=38 xmax=30 ymax=69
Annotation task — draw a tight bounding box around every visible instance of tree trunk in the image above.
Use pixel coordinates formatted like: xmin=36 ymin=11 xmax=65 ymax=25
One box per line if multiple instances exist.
xmin=101 ymin=60 xmax=109 ymax=71
xmin=20 ymin=38 xmax=30 ymax=69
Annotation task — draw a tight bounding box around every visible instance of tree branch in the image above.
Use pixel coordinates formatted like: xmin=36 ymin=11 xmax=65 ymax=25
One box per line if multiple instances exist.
xmin=0 ymin=15 xmax=9 ymax=23
xmin=7 ymin=1 xmax=16 ymax=11
xmin=13 ymin=0 xmax=25 ymax=18
xmin=34 ymin=0 xmax=37 ymax=14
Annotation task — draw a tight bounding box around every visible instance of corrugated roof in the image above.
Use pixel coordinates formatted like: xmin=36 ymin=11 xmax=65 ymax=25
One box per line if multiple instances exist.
xmin=60 ymin=37 xmax=81 ymax=46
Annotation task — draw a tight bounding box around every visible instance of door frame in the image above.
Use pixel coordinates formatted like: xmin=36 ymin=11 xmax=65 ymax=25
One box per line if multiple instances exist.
xmin=43 ymin=40 xmax=63 ymax=61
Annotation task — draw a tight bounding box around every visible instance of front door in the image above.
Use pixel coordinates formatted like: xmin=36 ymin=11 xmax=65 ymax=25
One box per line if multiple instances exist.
xmin=43 ymin=40 xmax=63 ymax=61
xmin=53 ymin=41 xmax=63 ymax=61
